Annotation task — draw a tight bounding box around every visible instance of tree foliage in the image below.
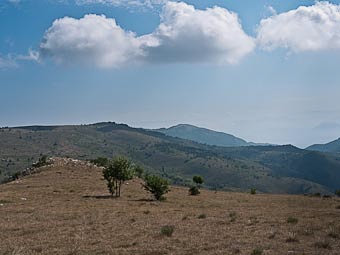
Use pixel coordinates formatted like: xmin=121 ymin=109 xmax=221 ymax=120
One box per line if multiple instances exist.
xmin=143 ymin=174 xmax=170 ymax=201
xmin=189 ymin=175 xmax=204 ymax=195
xmin=102 ymin=156 xmax=134 ymax=197
xmin=193 ymin=175 xmax=204 ymax=185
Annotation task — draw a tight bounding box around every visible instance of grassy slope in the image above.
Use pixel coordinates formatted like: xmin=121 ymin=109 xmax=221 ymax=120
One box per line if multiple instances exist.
xmin=1 ymin=159 xmax=340 ymax=255
xmin=0 ymin=122 xmax=339 ymax=194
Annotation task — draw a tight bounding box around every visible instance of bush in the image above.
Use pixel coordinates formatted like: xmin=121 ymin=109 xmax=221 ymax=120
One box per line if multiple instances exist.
xmin=193 ymin=175 xmax=204 ymax=185
xmin=189 ymin=186 xmax=200 ymax=195
xmin=102 ymin=156 xmax=134 ymax=197
xmin=335 ymin=190 xmax=340 ymax=197
xmin=189 ymin=175 xmax=204 ymax=195
xmin=250 ymin=188 xmax=256 ymax=195
xmin=32 ymin=155 xmax=50 ymax=168
xmin=251 ymin=248 xmax=263 ymax=255
xmin=198 ymin=214 xmax=206 ymax=219
xmin=134 ymin=165 xmax=144 ymax=178
xmin=90 ymin=157 xmax=109 ymax=167
xmin=287 ymin=217 xmax=298 ymax=224
xmin=160 ymin=225 xmax=174 ymax=237
xmin=143 ymin=174 xmax=170 ymax=201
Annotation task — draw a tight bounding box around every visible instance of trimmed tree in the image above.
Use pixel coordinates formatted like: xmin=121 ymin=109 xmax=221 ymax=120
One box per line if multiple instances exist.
xmin=143 ymin=174 xmax=170 ymax=201
xmin=189 ymin=175 xmax=204 ymax=195
xmin=102 ymin=156 xmax=134 ymax=197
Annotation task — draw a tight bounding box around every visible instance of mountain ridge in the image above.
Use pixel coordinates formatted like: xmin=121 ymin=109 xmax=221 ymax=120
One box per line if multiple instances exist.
xmin=155 ymin=124 xmax=272 ymax=147
xmin=1 ymin=122 xmax=339 ymax=194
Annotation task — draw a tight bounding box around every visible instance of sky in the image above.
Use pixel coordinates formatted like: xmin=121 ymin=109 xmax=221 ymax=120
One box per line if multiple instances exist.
xmin=1 ymin=0 xmax=340 ymax=148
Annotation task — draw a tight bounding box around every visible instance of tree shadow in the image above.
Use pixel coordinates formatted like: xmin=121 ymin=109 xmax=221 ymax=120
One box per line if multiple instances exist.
xmin=82 ymin=195 xmax=116 ymax=199
xmin=129 ymin=198 xmax=155 ymax=202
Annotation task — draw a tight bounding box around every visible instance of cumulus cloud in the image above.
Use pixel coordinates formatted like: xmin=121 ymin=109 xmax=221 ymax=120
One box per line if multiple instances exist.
xmin=40 ymin=14 xmax=143 ymax=68
xmin=257 ymin=1 xmax=340 ymax=52
xmin=142 ymin=2 xmax=255 ymax=64
xmin=39 ymin=2 xmax=254 ymax=67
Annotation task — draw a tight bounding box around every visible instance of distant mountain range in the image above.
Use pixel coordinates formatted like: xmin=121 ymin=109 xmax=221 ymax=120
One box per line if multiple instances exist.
xmin=155 ymin=124 xmax=272 ymax=147
xmin=307 ymin=138 xmax=340 ymax=153
xmin=1 ymin=122 xmax=340 ymax=195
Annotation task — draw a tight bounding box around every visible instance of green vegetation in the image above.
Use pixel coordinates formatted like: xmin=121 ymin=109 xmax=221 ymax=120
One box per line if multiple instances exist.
xmin=90 ymin=157 xmax=109 ymax=167
xmin=189 ymin=175 xmax=204 ymax=195
xmin=134 ymin=165 xmax=144 ymax=178
xmin=250 ymin=188 xmax=256 ymax=195
xmin=287 ymin=217 xmax=298 ymax=224
xmin=143 ymin=174 xmax=170 ymax=201
xmin=189 ymin=186 xmax=200 ymax=195
xmin=198 ymin=213 xmax=206 ymax=219
xmin=32 ymin=155 xmax=50 ymax=168
xmin=160 ymin=225 xmax=174 ymax=237
xmin=335 ymin=189 xmax=340 ymax=197
xmin=1 ymin=122 xmax=340 ymax=195
xmin=251 ymin=248 xmax=263 ymax=255
xmin=102 ymin=157 xmax=134 ymax=197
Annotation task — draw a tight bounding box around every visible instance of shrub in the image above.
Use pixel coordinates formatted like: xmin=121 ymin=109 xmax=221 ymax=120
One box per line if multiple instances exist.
xmin=335 ymin=190 xmax=340 ymax=197
xmin=134 ymin=165 xmax=144 ymax=178
xmin=160 ymin=225 xmax=174 ymax=237
xmin=287 ymin=217 xmax=298 ymax=224
xmin=250 ymin=188 xmax=256 ymax=195
xmin=189 ymin=186 xmax=200 ymax=196
xmin=90 ymin=157 xmax=109 ymax=167
xmin=189 ymin=175 xmax=204 ymax=195
xmin=198 ymin=214 xmax=206 ymax=219
xmin=143 ymin=174 xmax=170 ymax=201
xmin=102 ymin=157 xmax=134 ymax=197
xmin=251 ymin=248 xmax=263 ymax=255
xmin=32 ymin=155 xmax=50 ymax=168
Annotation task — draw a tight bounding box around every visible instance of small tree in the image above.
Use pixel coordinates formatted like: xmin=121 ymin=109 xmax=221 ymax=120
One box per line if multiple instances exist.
xmin=102 ymin=157 xmax=134 ymax=197
xmin=193 ymin=176 xmax=204 ymax=187
xmin=189 ymin=175 xmax=204 ymax=195
xmin=143 ymin=174 xmax=170 ymax=201
xmin=134 ymin=165 xmax=144 ymax=178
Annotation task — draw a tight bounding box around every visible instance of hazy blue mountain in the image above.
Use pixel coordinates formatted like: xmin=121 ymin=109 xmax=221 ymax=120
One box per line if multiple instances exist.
xmin=155 ymin=124 xmax=270 ymax=147
xmin=306 ymin=138 xmax=340 ymax=153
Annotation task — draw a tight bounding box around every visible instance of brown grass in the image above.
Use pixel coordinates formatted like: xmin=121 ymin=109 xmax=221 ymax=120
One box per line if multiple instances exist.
xmin=0 ymin=158 xmax=340 ymax=255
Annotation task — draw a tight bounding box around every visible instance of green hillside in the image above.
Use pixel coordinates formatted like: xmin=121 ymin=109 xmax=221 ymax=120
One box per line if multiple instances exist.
xmin=307 ymin=138 xmax=340 ymax=153
xmin=1 ymin=122 xmax=339 ymax=194
xmin=155 ymin=124 xmax=249 ymax=147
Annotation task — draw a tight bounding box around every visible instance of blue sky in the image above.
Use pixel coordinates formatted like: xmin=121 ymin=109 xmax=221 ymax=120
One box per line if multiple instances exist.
xmin=1 ymin=0 xmax=340 ymax=148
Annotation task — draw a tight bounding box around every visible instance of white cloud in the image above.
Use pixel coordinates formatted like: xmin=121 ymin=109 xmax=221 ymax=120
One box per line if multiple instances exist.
xmin=0 ymin=55 xmax=17 ymax=69
xmin=16 ymin=49 xmax=40 ymax=61
xmin=40 ymin=14 xmax=143 ymax=68
xmin=142 ymin=2 xmax=255 ymax=64
xmin=257 ymin=1 xmax=340 ymax=52
xmin=39 ymin=2 xmax=254 ymax=68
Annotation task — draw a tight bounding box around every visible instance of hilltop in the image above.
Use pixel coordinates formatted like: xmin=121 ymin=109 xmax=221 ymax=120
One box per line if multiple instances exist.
xmin=307 ymin=138 xmax=340 ymax=153
xmin=155 ymin=124 xmax=250 ymax=147
xmin=1 ymin=122 xmax=340 ymax=194
xmin=1 ymin=158 xmax=339 ymax=254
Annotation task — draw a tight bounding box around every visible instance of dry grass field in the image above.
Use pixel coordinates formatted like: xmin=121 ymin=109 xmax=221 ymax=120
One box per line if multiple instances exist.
xmin=0 ymin=158 xmax=339 ymax=255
